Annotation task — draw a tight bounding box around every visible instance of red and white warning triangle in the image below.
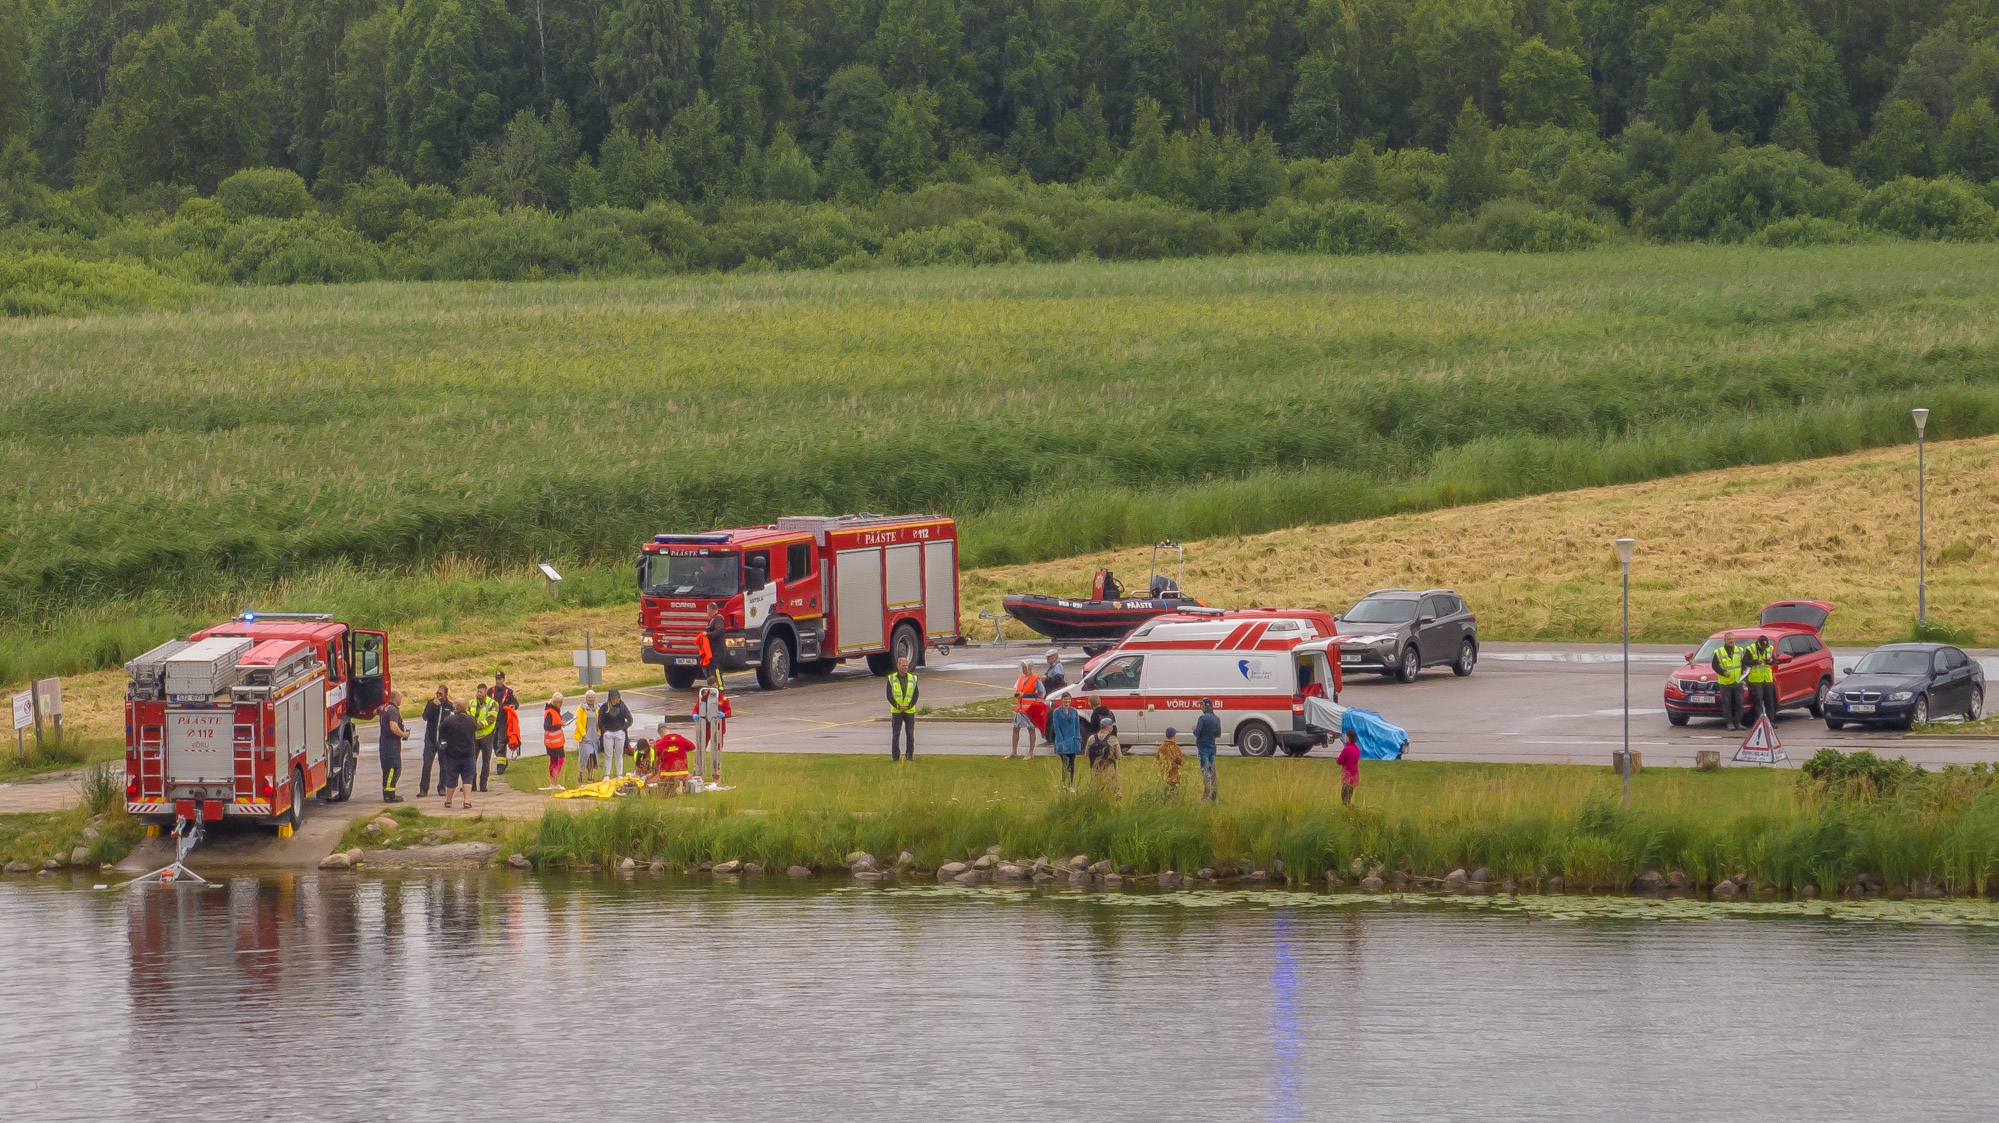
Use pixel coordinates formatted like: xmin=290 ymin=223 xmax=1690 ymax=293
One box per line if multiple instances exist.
xmin=1734 ymin=716 xmax=1786 ymax=764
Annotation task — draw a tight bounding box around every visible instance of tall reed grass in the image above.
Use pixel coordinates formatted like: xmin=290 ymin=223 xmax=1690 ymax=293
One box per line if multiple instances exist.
xmin=5 ymin=244 xmax=1998 ymax=664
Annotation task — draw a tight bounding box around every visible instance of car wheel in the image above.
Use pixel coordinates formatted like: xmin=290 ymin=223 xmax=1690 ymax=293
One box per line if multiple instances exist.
xmin=1452 ymin=638 xmax=1476 ymax=677
xmin=1825 ymin=718 xmax=1844 ymax=731
xmin=1235 ymin=720 xmax=1277 ymax=758
xmin=1667 ymin=710 xmax=1689 ymax=727
xmin=755 ymin=639 xmax=793 ymax=690
xmin=1807 ymin=678 xmax=1831 ymax=718
xmin=1396 ymin=646 xmax=1420 ymax=684
xmin=1968 ymin=686 xmax=1984 ymax=722
xmin=1907 ymin=694 xmax=1930 ymax=730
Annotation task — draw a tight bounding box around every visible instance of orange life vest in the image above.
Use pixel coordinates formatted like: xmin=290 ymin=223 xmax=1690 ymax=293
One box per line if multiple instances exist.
xmin=697 ymin=632 xmax=714 ymax=665
xmin=542 ymin=704 xmax=565 ymax=749
xmin=1014 ymin=673 xmax=1039 ymax=713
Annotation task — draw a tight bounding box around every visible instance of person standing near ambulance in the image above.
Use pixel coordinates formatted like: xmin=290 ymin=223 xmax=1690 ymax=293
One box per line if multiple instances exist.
xmin=1009 ymin=660 xmax=1042 ymax=760
xmin=1710 ymin=633 xmax=1747 ymax=731
xmin=1193 ymin=698 xmax=1222 ymax=803
xmin=887 ymin=657 xmax=919 ymax=761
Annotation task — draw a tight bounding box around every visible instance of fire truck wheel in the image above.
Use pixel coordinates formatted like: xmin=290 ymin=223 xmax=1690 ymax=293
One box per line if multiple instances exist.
xmin=1234 ymin=720 xmax=1278 ymax=758
xmin=756 ymin=639 xmax=793 ymax=691
xmin=286 ymin=769 xmax=307 ymax=832
xmin=890 ymin=624 xmax=922 ymax=671
xmin=801 ymin=658 xmax=840 ymax=676
xmin=665 ymin=667 xmax=697 ymax=690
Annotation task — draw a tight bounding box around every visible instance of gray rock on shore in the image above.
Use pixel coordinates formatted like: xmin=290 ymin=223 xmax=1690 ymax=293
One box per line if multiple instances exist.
xmin=1635 ymin=869 xmax=1665 ymax=892
xmin=1068 ymin=854 xmax=1089 ymax=870
xmin=358 ymin=842 xmax=499 ymax=868
xmin=1712 ymin=879 xmax=1739 ymax=900
xmin=618 ymin=857 xmax=637 ymax=871
xmin=1088 ymin=859 xmax=1113 ymax=876
xmin=1195 ymin=867 xmax=1216 ymax=880
xmin=972 ymin=854 xmax=995 ymax=870
xmin=896 ymin=851 xmax=915 ymax=868
xmin=787 ymin=865 xmax=812 ymax=879
xmin=712 ymin=858 xmax=742 ymax=874
xmin=1545 ymin=876 xmax=1564 ymax=894
xmin=1443 ymin=869 xmax=1468 ymax=891
xmin=1666 ymin=870 xmax=1689 ymax=890
xmin=508 ymin=853 xmax=533 ymax=870
xmin=939 ymin=861 xmax=968 ymax=876
xmin=3 ymin=860 xmax=31 ymax=874
xmin=1360 ymin=876 xmax=1385 ymax=892
xmin=1158 ymin=871 xmax=1182 ymax=888
xmin=318 ymin=852 xmax=353 ymax=869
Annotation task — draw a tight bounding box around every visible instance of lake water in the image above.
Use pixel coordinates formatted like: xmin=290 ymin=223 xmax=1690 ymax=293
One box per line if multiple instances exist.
xmin=4 ymin=873 xmax=1996 ymax=1121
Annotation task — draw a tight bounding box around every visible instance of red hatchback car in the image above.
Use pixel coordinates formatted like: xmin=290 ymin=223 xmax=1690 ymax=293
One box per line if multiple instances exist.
xmin=1663 ymin=601 xmax=1837 ymax=727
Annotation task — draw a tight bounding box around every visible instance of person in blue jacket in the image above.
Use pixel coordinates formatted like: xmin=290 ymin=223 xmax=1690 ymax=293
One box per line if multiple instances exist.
xmin=1048 ymin=695 xmax=1085 ymax=792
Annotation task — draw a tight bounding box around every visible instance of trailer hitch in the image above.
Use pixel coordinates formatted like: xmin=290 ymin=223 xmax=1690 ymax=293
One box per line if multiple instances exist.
xmin=129 ymin=816 xmax=208 ymax=885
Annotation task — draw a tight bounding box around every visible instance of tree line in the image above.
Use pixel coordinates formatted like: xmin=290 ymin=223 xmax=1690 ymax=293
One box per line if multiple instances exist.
xmin=1 ymin=0 xmax=1996 ymax=204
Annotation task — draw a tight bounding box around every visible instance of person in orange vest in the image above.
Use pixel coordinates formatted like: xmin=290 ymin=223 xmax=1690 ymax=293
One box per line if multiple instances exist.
xmin=1008 ymin=658 xmax=1043 ymax=760
xmin=492 ymin=671 xmax=520 ymax=774
xmin=541 ymin=692 xmax=568 ymax=791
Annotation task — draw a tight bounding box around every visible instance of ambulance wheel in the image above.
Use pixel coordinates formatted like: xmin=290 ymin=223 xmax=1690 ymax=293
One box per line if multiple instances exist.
xmin=756 ymin=639 xmax=793 ymax=691
xmin=1234 ymin=720 xmax=1277 ymax=758
xmin=666 ymin=668 xmax=697 ymax=690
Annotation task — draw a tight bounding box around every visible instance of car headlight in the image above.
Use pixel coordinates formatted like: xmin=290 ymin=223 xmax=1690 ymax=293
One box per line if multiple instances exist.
xmin=1888 ymin=691 xmax=1914 ymax=702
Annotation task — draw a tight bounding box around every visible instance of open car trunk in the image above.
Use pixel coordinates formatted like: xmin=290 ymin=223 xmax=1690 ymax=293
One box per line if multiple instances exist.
xmin=1759 ymin=600 xmax=1833 ymax=632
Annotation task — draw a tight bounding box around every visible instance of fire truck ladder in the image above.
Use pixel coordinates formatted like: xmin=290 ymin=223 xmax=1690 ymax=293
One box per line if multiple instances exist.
xmin=129 ymin=816 xmax=208 ymax=885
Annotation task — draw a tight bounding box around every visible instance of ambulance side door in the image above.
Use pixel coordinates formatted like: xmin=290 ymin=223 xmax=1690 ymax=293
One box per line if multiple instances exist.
xmin=1081 ymin=653 xmax=1150 ymax=744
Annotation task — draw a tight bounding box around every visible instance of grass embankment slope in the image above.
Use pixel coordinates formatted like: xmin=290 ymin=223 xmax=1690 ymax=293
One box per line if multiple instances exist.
xmin=6 ymin=243 xmax=1999 ymax=686
xmin=968 ymin=435 xmax=1999 ymax=647
xmin=502 ymin=752 xmax=1999 ymax=897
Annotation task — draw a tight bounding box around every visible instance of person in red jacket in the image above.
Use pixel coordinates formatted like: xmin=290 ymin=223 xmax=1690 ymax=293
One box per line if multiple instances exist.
xmin=1337 ymin=728 xmax=1362 ymax=807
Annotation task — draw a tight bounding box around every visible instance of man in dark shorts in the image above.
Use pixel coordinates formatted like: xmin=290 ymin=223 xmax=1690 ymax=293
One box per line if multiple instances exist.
xmin=438 ymin=702 xmax=479 ymax=809
xmin=378 ymin=689 xmax=407 ymax=803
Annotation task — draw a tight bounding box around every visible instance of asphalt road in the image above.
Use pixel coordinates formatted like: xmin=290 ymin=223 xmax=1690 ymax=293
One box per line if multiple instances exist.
xmin=357 ymin=640 xmax=1999 ymax=768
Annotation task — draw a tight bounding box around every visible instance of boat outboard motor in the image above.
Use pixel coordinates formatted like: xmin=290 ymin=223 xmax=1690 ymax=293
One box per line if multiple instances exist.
xmin=1149 ymin=575 xmax=1179 ymax=597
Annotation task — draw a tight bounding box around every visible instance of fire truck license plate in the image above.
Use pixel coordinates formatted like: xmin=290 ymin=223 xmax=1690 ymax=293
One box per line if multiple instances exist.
xmin=673 ymin=657 xmax=698 ymax=666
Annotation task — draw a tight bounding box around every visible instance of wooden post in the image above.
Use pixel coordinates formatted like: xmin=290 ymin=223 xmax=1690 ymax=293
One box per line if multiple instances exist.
xmin=29 ymin=686 xmax=44 ymax=753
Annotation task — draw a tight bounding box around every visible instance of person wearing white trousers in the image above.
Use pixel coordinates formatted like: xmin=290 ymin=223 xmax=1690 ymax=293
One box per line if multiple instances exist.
xmin=598 ymin=688 xmax=635 ymax=779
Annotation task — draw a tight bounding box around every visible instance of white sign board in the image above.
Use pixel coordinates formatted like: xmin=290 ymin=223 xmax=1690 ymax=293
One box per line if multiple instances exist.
xmin=10 ymin=692 xmax=31 ymax=731
xmin=1734 ymin=717 xmax=1787 ymax=764
xmin=572 ymin=649 xmax=607 ymax=668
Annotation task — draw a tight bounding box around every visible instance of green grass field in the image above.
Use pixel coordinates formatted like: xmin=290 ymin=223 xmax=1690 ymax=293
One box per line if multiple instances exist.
xmin=7 ymin=244 xmax=1999 ymax=685
xmin=499 ymin=752 xmax=1999 ymax=896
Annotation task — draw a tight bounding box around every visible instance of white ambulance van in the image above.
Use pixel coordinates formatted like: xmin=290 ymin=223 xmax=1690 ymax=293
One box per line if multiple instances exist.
xmin=1050 ymin=608 xmax=1342 ymax=756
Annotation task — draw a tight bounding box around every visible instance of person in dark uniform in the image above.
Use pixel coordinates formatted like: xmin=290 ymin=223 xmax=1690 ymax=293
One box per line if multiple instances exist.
xmin=378 ymin=689 xmax=407 ymax=803
xmin=418 ymin=685 xmax=452 ymax=797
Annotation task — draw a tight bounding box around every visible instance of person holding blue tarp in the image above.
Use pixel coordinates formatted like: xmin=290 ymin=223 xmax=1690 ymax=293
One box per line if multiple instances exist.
xmin=1340 ymin=708 xmax=1408 ymax=760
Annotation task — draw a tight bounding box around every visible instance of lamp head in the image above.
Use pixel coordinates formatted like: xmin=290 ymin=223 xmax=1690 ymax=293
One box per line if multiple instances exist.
xmin=1912 ymin=407 xmax=1929 ymax=437
xmin=1615 ymin=537 xmax=1636 ymax=566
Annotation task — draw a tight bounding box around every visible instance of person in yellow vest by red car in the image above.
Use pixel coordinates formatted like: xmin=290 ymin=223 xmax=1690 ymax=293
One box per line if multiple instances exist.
xmin=1710 ymin=633 xmax=1747 ymax=731
xmin=887 ymin=657 xmax=919 ymax=761
xmin=1746 ymin=636 xmax=1779 ymax=724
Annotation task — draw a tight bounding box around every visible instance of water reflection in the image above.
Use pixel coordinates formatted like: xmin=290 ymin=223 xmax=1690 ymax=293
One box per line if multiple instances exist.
xmin=3 ymin=874 xmax=1999 ymax=1121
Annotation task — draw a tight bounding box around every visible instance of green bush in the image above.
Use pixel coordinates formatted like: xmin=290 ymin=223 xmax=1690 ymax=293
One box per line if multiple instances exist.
xmin=0 ymin=252 xmax=192 ymax=316
xmin=214 ymin=168 xmax=314 ymax=221
xmin=1439 ymin=200 xmax=1611 ymax=252
xmin=1747 ymin=216 xmax=1865 ymax=247
xmin=880 ymin=217 xmax=1026 ymax=266
xmin=342 ymin=169 xmax=456 ymax=242
xmin=218 ymin=215 xmax=384 ymax=283
xmin=1663 ymin=146 xmax=1862 ymax=242
xmin=410 ymin=207 xmax=663 ymax=280
xmin=1858 ymin=176 xmax=1999 ymax=241
xmin=1252 ymin=199 xmax=1417 ymax=253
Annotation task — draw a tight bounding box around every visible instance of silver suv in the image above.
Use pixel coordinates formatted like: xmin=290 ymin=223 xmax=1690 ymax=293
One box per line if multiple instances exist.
xmin=1334 ymin=588 xmax=1479 ymax=683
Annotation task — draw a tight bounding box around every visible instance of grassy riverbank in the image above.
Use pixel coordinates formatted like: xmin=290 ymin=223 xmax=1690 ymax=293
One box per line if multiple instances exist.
xmin=505 ymin=753 xmax=1999 ymax=896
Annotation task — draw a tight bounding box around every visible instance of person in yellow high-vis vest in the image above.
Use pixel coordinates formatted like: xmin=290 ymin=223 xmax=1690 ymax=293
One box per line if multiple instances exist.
xmin=1745 ymin=635 xmax=1779 ymax=725
xmin=1709 ymin=633 xmax=1747 ymax=731
xmin=468 ymin=684 xmax=499 ymax=793
xmin=887 ymin=658 xmax=919 ymax=761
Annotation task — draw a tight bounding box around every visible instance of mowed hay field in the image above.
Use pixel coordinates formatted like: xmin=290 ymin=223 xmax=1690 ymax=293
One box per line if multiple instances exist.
xmin=964 ymin=436 xmax=1999 ymax=646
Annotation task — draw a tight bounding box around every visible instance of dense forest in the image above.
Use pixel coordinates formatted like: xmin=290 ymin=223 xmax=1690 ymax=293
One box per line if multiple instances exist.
xmin=3 ymin=0 xmax=1999 ymax=301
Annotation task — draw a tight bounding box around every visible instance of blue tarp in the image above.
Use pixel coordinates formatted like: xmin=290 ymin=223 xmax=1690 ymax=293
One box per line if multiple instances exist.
xmin=1340 ymin=707 xmax=1408 ymax=760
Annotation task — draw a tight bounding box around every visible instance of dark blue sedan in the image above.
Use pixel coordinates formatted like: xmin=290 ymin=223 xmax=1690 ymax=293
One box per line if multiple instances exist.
xmin=1823 ymin=643 xmax=1985 ymax=730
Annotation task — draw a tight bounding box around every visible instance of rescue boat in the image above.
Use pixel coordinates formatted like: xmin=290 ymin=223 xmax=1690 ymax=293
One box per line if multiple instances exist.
xmin=1000 ymin=543 xmax=1206 ymax=642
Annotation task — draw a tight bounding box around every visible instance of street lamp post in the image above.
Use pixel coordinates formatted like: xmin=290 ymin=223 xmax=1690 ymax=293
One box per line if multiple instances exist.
xmin=1616 ymin=537 xmax=1636 ymax=809
xmin=1913 ymin=408 xmax=1929 ymax=627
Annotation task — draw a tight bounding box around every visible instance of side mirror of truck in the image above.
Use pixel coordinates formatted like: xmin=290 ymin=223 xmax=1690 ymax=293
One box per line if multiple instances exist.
xmin=747 ymin=562 xmax=767 ymax=592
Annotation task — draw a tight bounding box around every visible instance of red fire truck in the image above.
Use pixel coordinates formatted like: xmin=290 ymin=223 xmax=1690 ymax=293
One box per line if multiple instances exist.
xmin=638 ymin=514 xmax=962 ymax=690
xmin=124 ymin=613 xmax=390 ymax=832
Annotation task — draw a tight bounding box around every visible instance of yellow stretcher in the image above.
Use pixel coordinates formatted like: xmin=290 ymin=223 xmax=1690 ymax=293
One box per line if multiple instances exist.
xmin=552 ymin=777 xmax=645 ymax=799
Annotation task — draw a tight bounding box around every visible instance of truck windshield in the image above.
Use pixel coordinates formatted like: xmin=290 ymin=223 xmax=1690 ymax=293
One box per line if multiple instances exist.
xmin=645 ymin=554 xmax=741 ymax=597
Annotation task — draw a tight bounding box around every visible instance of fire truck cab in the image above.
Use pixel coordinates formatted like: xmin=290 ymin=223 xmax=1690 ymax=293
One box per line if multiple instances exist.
xmin=638 ymin=514 xmax=961 ymax=690
xmin=124 ymin=613 xmax=390 ymax=831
